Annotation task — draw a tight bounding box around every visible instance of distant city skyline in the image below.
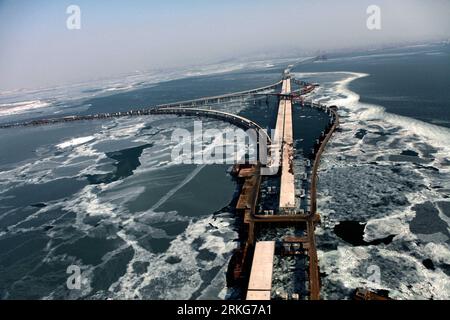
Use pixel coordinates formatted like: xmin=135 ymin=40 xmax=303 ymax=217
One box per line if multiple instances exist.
xmin=1 ymin=0 xmax=450 ymax=90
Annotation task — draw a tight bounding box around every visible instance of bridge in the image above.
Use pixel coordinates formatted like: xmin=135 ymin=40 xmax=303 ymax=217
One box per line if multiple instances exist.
xmin=149 ymin=107 xmax=272 ymax=145
xmin=1 ymin=64 xmax=340 ymax=301
xmin=154 ymin=80 xmax=283 ymax=109
xmin=277 ymin=77 xmax=296 ymax=213
xmin=116 ymin=75 xmax=335 ymax=300
xmin=0 ymin=80 xmax=282 ymax=129
xmin=224 ymin=71 xmax=339 ymax=301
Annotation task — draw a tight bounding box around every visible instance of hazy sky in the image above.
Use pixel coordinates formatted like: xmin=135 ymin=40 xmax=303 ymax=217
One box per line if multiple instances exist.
xmin=1 ymin=0 xmax=449 ymax=90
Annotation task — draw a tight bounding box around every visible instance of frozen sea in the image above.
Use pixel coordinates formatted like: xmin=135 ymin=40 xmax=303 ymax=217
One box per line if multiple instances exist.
xmin=0 ymin=44 xmax=449 ymax=299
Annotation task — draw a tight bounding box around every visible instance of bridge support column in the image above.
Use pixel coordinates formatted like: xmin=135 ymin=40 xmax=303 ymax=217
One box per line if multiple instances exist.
xmin=247 ymin=221 xmax=255 ymax=246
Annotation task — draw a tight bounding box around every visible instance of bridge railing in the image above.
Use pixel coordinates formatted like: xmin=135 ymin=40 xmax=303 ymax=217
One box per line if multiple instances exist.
xmin=152 ymin=80 xmax=282 ymax=110
xmin=150 ymin=107 xmax=272 ymax=145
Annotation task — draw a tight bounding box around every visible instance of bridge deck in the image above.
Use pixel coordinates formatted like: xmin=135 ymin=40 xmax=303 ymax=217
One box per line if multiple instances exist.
xmin=278 ymin=78 xmax=296 ymax=212
xmin=246 ymin=241 xmax=275 ymax=300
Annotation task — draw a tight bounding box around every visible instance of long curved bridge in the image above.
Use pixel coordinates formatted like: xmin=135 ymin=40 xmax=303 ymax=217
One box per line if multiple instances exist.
xmin=0 ymin=80 xmax=282 ymax=129
xmin=150 ymin=107 xmax=272 ymax=145
xmin=154 ymin=80 xmax=282 ymax=109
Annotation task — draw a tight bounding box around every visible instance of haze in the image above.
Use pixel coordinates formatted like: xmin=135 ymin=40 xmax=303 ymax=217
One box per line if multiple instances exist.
xmin=1 ymin=0 xmax=449 ymax=91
